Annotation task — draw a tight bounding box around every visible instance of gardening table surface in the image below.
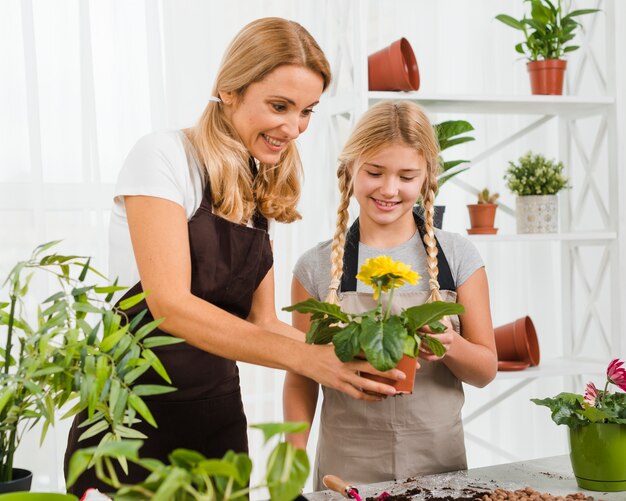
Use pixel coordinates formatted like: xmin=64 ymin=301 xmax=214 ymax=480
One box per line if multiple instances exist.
xmin=304 ymin=455 xmax=622 ymax=500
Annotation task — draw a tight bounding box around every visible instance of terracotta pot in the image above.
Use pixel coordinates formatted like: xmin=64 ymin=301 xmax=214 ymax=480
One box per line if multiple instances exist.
xmin=467 ymin=204 xmax=498 ymax=235
xmin=494 ymin=316 xmax=540 ymax=366
xmin=527 ymin=59 xmax=567 ymax=95
xmin=0 ymin=469 xmax=32 ymax=494
xmin=362 ymin=355 xmax=417 ymax=394
xmin=368 ymin=38 xmax=420 ymax=91
xmin=569 ymin=423 xmax=626 ymax=492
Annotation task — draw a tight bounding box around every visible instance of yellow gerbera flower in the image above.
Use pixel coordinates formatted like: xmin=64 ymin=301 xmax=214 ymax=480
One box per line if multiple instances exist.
xmin=355 ymin=256 xmax=420 ymax=299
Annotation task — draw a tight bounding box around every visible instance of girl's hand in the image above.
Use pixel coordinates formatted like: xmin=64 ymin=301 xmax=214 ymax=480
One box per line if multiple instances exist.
xmin=418 ymin=317 xmax=456 ymax=361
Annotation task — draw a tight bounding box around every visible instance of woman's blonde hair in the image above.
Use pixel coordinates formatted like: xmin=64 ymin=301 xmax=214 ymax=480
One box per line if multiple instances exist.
xmin=326 ymin=101 xmax=442 ymax=304
xmin=186 ymin=17 xmax=331 ymax=224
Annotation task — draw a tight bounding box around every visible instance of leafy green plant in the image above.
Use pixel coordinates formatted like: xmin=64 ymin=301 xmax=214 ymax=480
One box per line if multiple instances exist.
xmin=496 ymin=0 xmax=599 ymax=61
xmin=67 ymin=422 xmax=310 ymax=501
xmin=504 ymin=151 xmax=569 ymax=196
xmin=532 ymin=359 xmax=626 ymax=429
xmin=284 ymin=256 xmax=464 ymax=371
xmin=434 ymin=120 xmax=475 ymax=191
xmin=0 ymin=242 xmax=178 ymax=483
xmin=477 ymin=188 xmax=499 ymax=204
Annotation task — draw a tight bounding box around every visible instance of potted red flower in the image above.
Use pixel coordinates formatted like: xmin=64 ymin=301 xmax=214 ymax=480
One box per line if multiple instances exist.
xmin=532 ymin=358 xmax=626 ymax=492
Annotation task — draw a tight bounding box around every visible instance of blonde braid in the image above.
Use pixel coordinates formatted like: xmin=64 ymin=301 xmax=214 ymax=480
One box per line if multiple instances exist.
xmin=326 ymin=164 xmax=353 ymax=305
xmin=422 ymin=188 xmax=442 ymax=302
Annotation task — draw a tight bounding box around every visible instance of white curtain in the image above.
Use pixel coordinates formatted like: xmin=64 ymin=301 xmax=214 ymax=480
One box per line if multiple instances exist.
xmin=1 ymin=0 xmax=621 ymax=496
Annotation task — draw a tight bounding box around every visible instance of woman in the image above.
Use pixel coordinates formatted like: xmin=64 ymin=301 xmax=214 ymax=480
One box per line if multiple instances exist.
xmin=64 ymin=17 xmax=403 ymax=494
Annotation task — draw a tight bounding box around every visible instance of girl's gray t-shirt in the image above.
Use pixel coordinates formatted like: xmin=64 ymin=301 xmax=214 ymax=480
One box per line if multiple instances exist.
xmin=294 ymin=228 xmax=484 ymax=301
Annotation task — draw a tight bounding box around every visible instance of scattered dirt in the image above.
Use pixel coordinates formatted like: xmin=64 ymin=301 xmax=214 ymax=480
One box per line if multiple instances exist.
xmin=365 ymin=485 xmax=601 ymax=501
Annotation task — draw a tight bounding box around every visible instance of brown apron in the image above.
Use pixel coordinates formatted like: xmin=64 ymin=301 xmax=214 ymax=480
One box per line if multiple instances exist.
xmin=314 ymin=213 xmax=466 ymax=490
xmin=64 ymin=146 xmax=273 ymax=495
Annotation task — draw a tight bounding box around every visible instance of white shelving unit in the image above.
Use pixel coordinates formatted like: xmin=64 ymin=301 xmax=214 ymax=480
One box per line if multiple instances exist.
xmin=321 ymin=0 xmax=624 ymax=464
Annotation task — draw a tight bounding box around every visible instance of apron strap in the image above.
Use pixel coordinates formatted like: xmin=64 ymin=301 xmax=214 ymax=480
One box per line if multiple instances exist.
xmin=198 ymin=156 xmax=268 ymax=233
xmin=340 ymin=207 xmax=456 ymax=293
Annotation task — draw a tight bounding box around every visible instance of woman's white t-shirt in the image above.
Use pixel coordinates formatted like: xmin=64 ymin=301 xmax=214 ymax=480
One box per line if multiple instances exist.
xmin=108 ymin=130 xmax=274 ymax=303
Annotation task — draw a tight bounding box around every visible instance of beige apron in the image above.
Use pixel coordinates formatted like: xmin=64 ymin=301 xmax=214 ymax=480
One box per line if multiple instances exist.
xmin=314 ymin=290 xmax=466 ymax=489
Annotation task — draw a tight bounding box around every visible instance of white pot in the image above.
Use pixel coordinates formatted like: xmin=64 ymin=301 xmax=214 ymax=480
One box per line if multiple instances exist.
xmin=515 ymin=195 xmax=558 ymax=233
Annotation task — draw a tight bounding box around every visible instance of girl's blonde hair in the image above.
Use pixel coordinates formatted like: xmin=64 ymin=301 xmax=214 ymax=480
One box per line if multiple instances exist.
xmin=186 ymin=17 xmax=331 ymax=224
xmin=326 ymin=101 xmax=442 ymax=304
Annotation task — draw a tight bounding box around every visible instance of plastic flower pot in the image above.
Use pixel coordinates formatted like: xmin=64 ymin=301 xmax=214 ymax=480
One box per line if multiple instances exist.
xmin=527 ymin=59 xmax=567 ymax=95
xmin=569 ymin=423 xmax=626 ymax=492
xmin=362 ymin=355 xmax=417 ymax=394
xmin=368 ymin=38 xmax=420 ymax=91
xmin=0 ymin=470 xmax=32 ymax=494
xmin=493 ymin=316 xmax=540 ymax=367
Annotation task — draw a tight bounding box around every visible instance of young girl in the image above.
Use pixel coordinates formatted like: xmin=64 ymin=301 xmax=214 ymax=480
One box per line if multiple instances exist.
xmin=284 ymin=101 xmax=498 ymax=489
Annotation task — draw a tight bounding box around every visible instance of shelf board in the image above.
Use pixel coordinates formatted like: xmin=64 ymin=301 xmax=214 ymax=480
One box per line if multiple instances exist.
xmin=495 ymin=358 xmax=605 ymax=381
xmin=368 ymin=92 xmax=614 ymax=117
xmin=466 ymin=231 xmax=617 ymax=243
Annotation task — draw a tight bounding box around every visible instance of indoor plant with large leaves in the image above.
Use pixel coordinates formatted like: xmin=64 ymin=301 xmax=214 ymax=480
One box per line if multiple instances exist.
xmin=532 ymin=359 xmax=626 ymax=492
xmin=0 ymin=242 xmax=177 ymax=492
xmin=284 ymin=256 xmax=464 ymax=393
xmin=67 ymin=422 xmax=310 ymax=501
xmin=496 ymin=0 xmax=599 ymax=95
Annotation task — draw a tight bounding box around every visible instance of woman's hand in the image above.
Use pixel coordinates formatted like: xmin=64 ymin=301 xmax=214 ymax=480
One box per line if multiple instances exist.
xmin=303 ymin=344 xmax=405 ymax=401
xmin=418 ymin=317 xmax=456 ymax=361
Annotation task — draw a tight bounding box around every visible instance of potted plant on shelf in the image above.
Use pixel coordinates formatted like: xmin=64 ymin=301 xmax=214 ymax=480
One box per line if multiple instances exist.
xmin=0 ymin=242 xmax=174 ymax=494
xmin=495 ymin=0 xmax=599 ymax=95
xmin=415 ymin=119 xmax=476 ymax=229
xmin=532 ymin=358 xmax=626 ymax=492
xmin=504 ymin=151 xmax=569 ymax=234
xmin=67 ymin=422 xmax=310 ymax=501
xmin=467 ymin=188 xmax=499 ymax=235
xmin=284 ymin=256 xmax=464 ymax=394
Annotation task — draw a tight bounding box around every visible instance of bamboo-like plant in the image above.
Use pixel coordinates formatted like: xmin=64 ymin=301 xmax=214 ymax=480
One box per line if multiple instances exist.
xmin=0 ymin=242 xmax=178 ymax=483
xmin=67 ymin=422 xmax=310 ymax=501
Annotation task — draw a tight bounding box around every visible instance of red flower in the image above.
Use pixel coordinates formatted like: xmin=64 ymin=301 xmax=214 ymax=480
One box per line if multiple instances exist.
xmin=607 ymin=358 xmax=626 ymax=392
xmin=584 ymin=382 xmax=598 ymax=406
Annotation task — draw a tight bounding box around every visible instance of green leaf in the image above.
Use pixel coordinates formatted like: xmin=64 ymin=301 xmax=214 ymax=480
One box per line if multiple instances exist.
xmin=495 ymin=14 xmax=526 ymax=30
xmin=169 ymin=448 xmax=206 ymax=467
xmin=332 ymin=322 xmax=361 ymax=362
xmin=197 ymin=458 xmax=240 ymax=478
xmin=563 ymin=45 xmax=579 ymax=53
xmin=421 ymin=335 xmax=446 ymax=357
xmin=152 ymin=467 xmax=188 ymax=501
xmin=78 ymin=419 xmax=109 ymax=441
xmin=132 ymin=384 xmax=177 ymax=397
xmin=251 ymin=422 xmax=309 ymax=444
xmin=266 ymin=443 xmax=310 ymax=501
xmin=66 ymin=449 xmax=93 ymax=487
xmin=142 ymin=348 xmax=171 ymax=384
xmin=306 ymin=317 xmax=342 ymax=345
xmin=34 ymin=240 xmax=63 ymax=256
xmin=403 ymin=335 xmax=420 ymax=358
xmin=73 ymin=302 xmax=103 ymax=314
xmin=359 ymin=316 xmax=406 ymax=371
xmin=142 ymin=336 xmax=185 ymax=349
xmin=78 ymin=257 xmax=91 ymax=281
xmin=100 ymin=324 xmax=130 ymax=352
xmin=283 ymin=297 xmax=349 ymax=323
xmin=128 ymin=393 xmax=157 ymax=428
xmin=119 ymin=291 xmax=149 ymax=311
xmin=0 ymin=388 xmax=14 ymax=415
xmin=565 ymin=9 xmax=600 ymax=19
xmin=579 ymin=405 xmax=613 ymax=423
xmin=135 ymin=318 xmax=165 ymax=342
xmin=402 ymin=301 xmax=465 ymax=330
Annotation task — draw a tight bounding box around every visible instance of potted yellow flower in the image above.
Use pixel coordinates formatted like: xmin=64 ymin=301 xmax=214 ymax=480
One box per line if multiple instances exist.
xmin=284 ymin=256 xmax=464 ymax=393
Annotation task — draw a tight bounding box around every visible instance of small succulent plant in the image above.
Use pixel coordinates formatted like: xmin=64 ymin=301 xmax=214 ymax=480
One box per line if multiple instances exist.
xmin=477 ymin=188 xmax=499 ymax=204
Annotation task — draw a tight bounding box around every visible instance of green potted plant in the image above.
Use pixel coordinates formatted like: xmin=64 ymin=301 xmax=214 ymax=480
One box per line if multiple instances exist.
xmin=467 ymin=188 xmax=499 ymax=235
xmin=67 ymin=422 xmax=310 ymax=501
xmin=415 ymin=119 xmax=475 ymax=228
xmin=0 ymin=242 xmax=175 ymax=493
xmin=284 ymin=256 xmax=464 ymax=394
xmin=504 ymin=151 xmax=569 ymax=234
xmin=532 ymin=358 xmax=626 ymax=492
xmin=495 ymin=0 xmax=599 ymax=95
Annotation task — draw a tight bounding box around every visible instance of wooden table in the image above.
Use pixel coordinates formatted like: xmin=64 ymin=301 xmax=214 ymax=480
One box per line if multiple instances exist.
xmin=305 ymin=455 xmax=622 ymax=500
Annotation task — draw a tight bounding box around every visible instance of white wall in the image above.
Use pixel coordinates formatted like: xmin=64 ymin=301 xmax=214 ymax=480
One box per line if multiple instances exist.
xmin=1 ymin=0 xmax=623 ymax=497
